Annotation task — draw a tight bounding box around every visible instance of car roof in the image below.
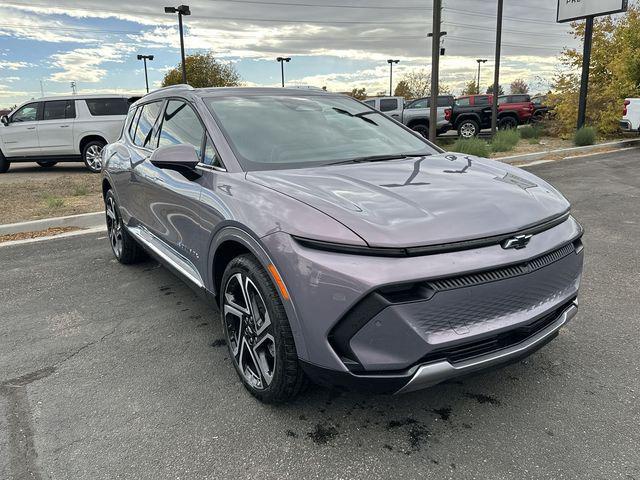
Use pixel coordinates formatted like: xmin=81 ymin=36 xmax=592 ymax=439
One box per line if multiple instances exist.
xmin=21 ymin=94 xmax=136 ymax=103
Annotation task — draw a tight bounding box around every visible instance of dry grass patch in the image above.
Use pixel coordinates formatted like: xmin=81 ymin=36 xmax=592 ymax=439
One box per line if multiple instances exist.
xmin=0 ymin=226 xmax=81 ymax=243
xmin=0 ymin=175 xmax=102 ymax=224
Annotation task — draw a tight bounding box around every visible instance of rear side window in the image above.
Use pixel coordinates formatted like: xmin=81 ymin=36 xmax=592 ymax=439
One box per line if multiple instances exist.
xmin=43 ymin=100 xmax=75 ymax=120
xmin=407 ymin=99 xmax=427 ymax=109
xmin=438 ymin=96 xmax=454 ymax=107
xmin=379 ymin=99 xmax=398 ymax=112
xmin=474 ymin=96 xmax=491 ymax=106
xmin=455 ymin=97 xmax=470 ymax=107
xmin=85 ymin=98 xmax=130 ymax=116
xmin=132 ymin=101 xmax=163 ymax=148
xmin=158 ymin=100 xmax=205 ymax=157
xmin=511 ymin=95 xmax=530 ymax=103
xmin=363 ymin=100 xmax=375 ymax=107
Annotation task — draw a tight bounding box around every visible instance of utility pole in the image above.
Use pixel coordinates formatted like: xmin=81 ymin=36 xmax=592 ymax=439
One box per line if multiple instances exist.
xmin=70 ymin=81 xmax=77 ymax=95
xmin=387 ymin=59 xmax=399 ymax=96
xmin=428 ymin=0 xmax=445 ymax=142
xmin=137 ymin=55 xmax=155 ymax=93
xmin=164 ymin=5 xmax=191 ymax=84
xmin=577 ymin=16 xmax=594 ymax=129
xmin=276 ymin=57 xmax=291 ymax=87
xmin=39 ymin=80 xmax=44 ymax=97
xmin=490 ymin=0 xmax=504 ymax=136
xmin=476 ymin=59 xmax=487 ymax=94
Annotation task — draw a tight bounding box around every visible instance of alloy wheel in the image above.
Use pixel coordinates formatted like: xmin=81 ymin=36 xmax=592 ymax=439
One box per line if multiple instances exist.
xmin=223 ymin=272 xmax=276 ymax=390
xmin=105 ymin=196 xmax=123 ymax=258
xmin=460 ymin=122 xmax=476 ymax=138
xmin=86 ymin=144 xmax=103 ymax=171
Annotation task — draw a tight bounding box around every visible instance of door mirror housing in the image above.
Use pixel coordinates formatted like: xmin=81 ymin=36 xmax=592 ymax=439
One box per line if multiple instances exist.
xmin=149 ymin=144 xmax=200 ymax=173
xmin=1 ymin=115 xmax=9 ymax=126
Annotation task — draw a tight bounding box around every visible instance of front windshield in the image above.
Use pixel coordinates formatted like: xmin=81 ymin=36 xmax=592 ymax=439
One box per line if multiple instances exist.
xmin=205 ymin=95 xmax=437 ymax=171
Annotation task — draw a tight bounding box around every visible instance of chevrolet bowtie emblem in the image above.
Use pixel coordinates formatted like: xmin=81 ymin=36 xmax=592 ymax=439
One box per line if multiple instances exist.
xmin=501 ymin=234 xmax=533 ymax=250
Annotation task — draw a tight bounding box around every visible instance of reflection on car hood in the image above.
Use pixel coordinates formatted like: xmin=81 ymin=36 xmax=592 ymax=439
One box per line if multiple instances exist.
xmin=247 ymin=153 xmax=570 ymax=248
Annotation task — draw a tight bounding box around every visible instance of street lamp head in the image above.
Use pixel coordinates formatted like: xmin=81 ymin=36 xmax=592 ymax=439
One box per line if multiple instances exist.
xmin=164 ymin=6 xmax=176 ymax=13
xmin=276 ymin=57 xmax=291 ymax=62
xmin=137 ymin=54 xmax=143 ymax=60
xmin=387 ymin=59 xmax=400 ymax=64
xmin=165 ymin=5 xmax=190 ymax=15
xmin=148 ymin=55 xmax=155 ymax=61
xmin=477 ymin=59 xmax=488 ymax=64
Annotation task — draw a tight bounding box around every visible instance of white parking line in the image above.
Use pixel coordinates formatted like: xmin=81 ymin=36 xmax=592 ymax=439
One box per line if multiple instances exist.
xmin=0 ymin=225 xmax=107 ymax=248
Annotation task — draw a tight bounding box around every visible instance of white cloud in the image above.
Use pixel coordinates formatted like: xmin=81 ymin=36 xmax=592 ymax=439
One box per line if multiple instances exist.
xmin=49 ymin=43 xmax=136 ymax=83
xmin=0 ymin=60 xmax=32 ymax=70
xmin=0 ymin=10 xmax=96 ymax=43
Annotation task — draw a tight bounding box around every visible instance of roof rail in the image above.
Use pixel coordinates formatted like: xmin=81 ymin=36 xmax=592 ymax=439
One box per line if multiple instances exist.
xmin=148 ymin=84 xmax=194 ymax=94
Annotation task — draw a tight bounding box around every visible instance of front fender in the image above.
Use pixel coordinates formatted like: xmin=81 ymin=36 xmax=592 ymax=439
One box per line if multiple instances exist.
xmin=206 ymin=224 xmax=309 ymax=361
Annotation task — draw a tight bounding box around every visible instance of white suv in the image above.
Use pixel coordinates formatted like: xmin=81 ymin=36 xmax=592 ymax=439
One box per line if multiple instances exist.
xmin=0 ymin=94 xmax=139 ymax=173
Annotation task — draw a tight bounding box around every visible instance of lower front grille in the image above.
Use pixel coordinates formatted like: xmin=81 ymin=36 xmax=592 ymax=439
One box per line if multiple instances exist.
xmin=418 ymin=298 xmax=574 ymax=365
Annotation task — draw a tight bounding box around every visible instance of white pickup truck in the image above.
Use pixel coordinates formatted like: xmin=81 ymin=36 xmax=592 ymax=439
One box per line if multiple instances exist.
xmin=621 ymin=98 xmax=640 ymax=133
xmin=0 ymin=94 xmax=139 ymax=173
xmin=363 ymin=95 xmax=454 ymax=137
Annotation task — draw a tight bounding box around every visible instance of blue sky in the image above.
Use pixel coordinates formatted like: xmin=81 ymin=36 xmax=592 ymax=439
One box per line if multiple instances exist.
xmin=0 ymin=0 xmax=605 ymax=107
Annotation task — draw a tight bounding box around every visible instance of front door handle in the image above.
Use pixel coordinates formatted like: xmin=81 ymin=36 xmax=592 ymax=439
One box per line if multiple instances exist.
xmin=60 ymin=125 xmax=70 ymax=128
xmin=27 ymin=127 xmax=35 ymax=130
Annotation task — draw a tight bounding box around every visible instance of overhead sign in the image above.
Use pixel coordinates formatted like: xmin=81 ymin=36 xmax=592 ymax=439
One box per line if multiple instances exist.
xmin=557 ymin=0 xmax=628 ymax=23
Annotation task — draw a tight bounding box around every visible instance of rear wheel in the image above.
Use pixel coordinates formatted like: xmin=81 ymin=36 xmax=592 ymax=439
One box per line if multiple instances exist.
xmin=411 ymin=124 xmax=429 ymax=138
xmin=37 ymin=161 xmax=58 ymax=168
xmin=221 ymin=254 xmax=307 ymax=403
xmin=105 ymin=190 xmax=146 ymax=264
xmin=83 ymin=140 xmax=106 ymax=173
xmin=457 ymin=119 xmax=479 ymax=138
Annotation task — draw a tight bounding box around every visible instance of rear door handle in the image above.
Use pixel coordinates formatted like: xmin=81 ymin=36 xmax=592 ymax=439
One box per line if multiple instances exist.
xmin=27 ymin=127 xmax=36 ymax=130
xmin=60 ymin=125 xmax=70 ymax=128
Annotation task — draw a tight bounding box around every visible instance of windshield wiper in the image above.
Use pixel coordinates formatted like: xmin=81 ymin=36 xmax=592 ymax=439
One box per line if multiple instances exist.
xmin=332 ymin=107 xmax=378 ymax=126
xmin=327 ymin=154 xmax=426 ymax=166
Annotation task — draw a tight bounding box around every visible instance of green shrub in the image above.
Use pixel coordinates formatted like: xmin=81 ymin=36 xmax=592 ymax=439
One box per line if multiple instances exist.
xmin=574 ymin=126 xmax=597 ymax=146
xmin=519 ymin=125 xmax=542 ymax=139
xmin=451 ymin=138 xmax=490 ymax=158
xmin=72 ymin=185 xmax=88 ymax=196
xmin=491 ymin=129 xmax=520 ymax=152
xmin=527 ymin=138 xmax=540 ymax=145
xmin=45 ymin=196 xmax=64 ymax=209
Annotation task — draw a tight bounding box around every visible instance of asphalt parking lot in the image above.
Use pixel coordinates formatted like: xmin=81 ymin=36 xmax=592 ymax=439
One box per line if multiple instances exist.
xmin=1 ymin=149 xmax=639 ymax=480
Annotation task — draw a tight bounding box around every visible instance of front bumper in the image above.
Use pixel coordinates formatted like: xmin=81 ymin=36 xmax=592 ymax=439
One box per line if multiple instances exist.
xmin=300 ymin=300 xmax=577 ymax=394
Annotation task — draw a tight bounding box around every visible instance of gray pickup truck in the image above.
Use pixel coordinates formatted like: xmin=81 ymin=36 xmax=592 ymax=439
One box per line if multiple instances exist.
xmin=363 ymin=95 xmax=454 ymax=137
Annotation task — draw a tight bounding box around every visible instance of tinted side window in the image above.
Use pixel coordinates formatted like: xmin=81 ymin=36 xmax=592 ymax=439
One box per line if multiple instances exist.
xmin=85 ymin=98 xmax=130 ymax=116
xmin=455 ymin=97 xmax=470 ymax=107
xmin=43 ymin=100 xmax=71 ymax=121
xmin=364 ymin=100 xmax=375 ymax=107
xmin=475 ymin=96 xmax=491 ymax=106
xmin=437 ymin=96 xmax=454 ymax=107
xmin=12 ymin=103 xmax=39 ymax=122
xmin=379 ymin=99 xmax=398 ymax=112
xmin=512 ymin=95 xmax=530 ymax=103
xmin=133 ymin=101 xmax=162 ymax=148
xmin=158 ymin=100 xmax=204 ymax=157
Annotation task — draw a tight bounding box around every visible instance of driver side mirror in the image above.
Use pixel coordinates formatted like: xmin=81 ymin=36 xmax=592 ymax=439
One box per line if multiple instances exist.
xmin=1 ymin=115 xmax=9 ymax=126
xmin=149 ymin=144 xmax=200 ymax=173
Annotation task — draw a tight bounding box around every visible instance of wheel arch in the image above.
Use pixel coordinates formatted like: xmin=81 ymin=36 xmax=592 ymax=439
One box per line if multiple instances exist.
xmin=454 ymin=113 xmax=481 ymax=128
xmin=79 ymin=134 xmax=107 ymax=154
xmin=407 ymin=118 xmax=429 ymax=129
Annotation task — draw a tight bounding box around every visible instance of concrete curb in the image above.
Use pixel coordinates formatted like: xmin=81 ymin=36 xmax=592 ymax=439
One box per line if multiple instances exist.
xmin=0 ymin=211 xmax=104 ymax=236
xmin=0 ymin=225 xmax=106 ymax=248
xmin=497 ymin=138 xmax=640 ymax=164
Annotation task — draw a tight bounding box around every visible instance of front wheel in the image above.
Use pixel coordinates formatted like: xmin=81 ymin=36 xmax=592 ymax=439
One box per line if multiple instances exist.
xmin=221 ymin=254 xmax=307 ymax=403
xmin=411 ymin=124 xmax=429 ymax=139
xmin=105 ymin=190 xmax=146 ymax=264
xmin=83 ymin=140 xmax=106 ymax=173
xmin=37 ymin=161 xmax=58 ymax=168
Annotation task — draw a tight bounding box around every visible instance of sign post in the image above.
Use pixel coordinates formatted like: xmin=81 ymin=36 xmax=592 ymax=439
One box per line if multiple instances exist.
xmin=557 ymin=0 xmax=628 ymax=129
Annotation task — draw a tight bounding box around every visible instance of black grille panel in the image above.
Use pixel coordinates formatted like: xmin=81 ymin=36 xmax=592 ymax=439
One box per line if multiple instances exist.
xmin=429 ymin=242 xmax=576 ymax=292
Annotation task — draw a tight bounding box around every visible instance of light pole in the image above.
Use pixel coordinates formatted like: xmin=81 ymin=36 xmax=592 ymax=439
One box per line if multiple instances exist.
xmin=70 ymin=81 xmax=77 ymax=95
xmin=476 ymin=59 xmax=487 ymax=94
xmin=276 ymin=57 xmax=291 ymax=87
xmin=164 ymin=5 xmax=190 ymax=84
xmin=387 ymin=59 xmax=399 ymax=96
xmin=137 ymin=55 xmax=155 ymax=93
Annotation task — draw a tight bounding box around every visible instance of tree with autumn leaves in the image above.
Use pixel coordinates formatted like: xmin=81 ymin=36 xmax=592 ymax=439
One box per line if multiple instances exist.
xmin=551 ymin=6 xmax=640 ymax=135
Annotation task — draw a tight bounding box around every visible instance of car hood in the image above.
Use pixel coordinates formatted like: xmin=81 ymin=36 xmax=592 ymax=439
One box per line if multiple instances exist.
xmin=247 ymin=153 xmax=570 ymax=248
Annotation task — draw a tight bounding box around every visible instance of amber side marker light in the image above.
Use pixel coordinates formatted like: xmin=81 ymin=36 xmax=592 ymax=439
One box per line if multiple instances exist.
xmin=268 ymin=264 xmax=290 ymax=300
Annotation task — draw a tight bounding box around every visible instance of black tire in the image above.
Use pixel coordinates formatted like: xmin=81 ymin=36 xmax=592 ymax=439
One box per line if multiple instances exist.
xmin=411 ymin=124 xmax=429 ymax=139
xmin=0 ymin=151 xmax=9 ymax=174
xmin=37 ymin=161 xmax=58 ymax=168
xmin=220 ymin=254 xmax=307 ymax=403
xmin=498 ymin=116 xmax=518 ymax=130
xmin=457 ymin=119 xmax=479 ymax=138
xmin=82 ymin=139 xmax=106 ymax=173
xmin=104 ymin=190 xmax=146 ymax=264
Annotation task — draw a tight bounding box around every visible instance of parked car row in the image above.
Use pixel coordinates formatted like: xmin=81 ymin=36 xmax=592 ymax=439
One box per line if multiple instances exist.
xmin=0 ymin=94 xmax=140 ymax=173
xmin=365 ymin=93 xmax=543 ymax=139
